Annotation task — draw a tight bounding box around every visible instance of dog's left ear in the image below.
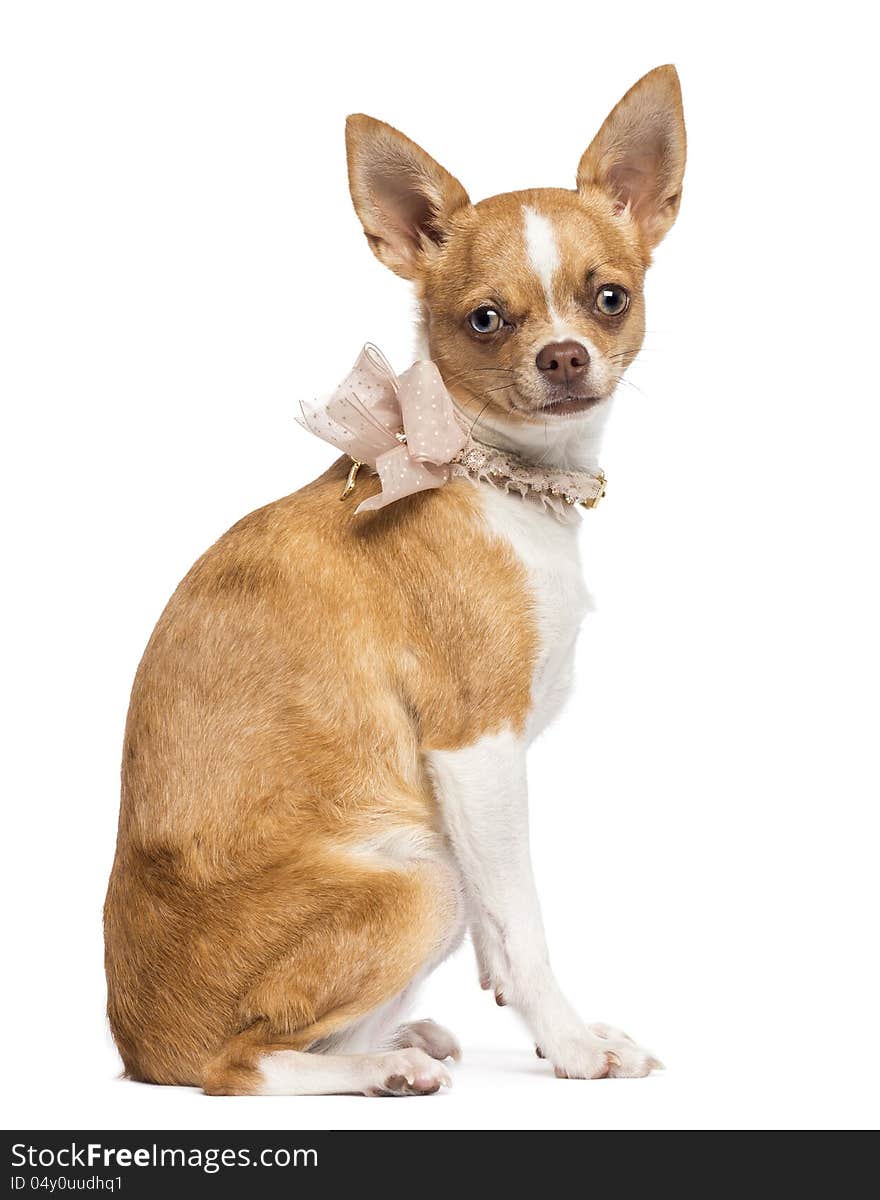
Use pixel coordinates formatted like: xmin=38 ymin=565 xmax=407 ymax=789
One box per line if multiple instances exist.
xmin=346 ymin=114 xmax=471 ymax=280
xmin=577 ymin=65 xmax=686 ymax=251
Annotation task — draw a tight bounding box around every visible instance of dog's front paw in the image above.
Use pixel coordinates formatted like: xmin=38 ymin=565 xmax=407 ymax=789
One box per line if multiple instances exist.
xmin=542 ymin=1023 xmax=663 ymax=1079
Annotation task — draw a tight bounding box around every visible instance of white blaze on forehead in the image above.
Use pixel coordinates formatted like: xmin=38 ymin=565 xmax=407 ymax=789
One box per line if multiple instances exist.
xmin=521 ymin=203 xmax=608 ymax=385
xmin=522 ymin=206 xmax=561 ymax=316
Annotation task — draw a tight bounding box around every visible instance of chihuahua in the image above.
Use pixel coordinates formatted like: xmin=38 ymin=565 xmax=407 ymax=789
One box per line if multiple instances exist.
xmin=104 ymin=65 xmax=686 ymax=1096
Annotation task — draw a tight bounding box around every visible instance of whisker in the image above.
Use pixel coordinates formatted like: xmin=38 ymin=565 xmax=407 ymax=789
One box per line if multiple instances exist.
xmin=615 ymin=376 xmax=649 ymax=398
xmin=475 ymin=383 xmax=517 ymax=396
xmin=466 ymin=398 xmax=494 ymax=442
xmin=444 ymin=366 xmax=517 ymax=381
xmin=441 ymin=367 xmax=518 ymax=386
xmin=608 ymin=347 xmax=658 ymax=361
xmin=533 ymin=417 xmax=555 ymax=467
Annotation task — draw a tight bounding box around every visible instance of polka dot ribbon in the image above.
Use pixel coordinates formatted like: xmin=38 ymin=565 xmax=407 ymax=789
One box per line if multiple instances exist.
xmin=297 ymin=344 xmax=468 ymax=514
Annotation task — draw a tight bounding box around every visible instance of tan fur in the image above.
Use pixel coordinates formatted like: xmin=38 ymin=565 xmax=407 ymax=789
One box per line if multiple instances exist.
xmin=104 ymin=67 xmax=685 ymax=1093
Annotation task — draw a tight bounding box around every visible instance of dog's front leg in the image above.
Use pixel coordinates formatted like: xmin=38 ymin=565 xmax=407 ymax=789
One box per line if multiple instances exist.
xmin=428 ymin=729 xmax=658 ymax=1079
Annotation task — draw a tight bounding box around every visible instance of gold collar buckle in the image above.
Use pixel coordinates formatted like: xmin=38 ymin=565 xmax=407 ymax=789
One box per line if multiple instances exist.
xmin=580 ymin=470 xmax=607 ymax=509
xmin=340 ymin=458 xmax=363 ymax=500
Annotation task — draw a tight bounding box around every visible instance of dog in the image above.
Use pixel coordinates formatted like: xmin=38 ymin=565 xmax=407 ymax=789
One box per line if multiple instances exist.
xmin=104 ymin=65 xmax=686 ymax=1096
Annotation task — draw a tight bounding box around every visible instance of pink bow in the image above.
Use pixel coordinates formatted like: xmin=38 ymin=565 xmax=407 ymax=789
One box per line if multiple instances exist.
xmin=298 ymin=344 xmax=468 ymax=514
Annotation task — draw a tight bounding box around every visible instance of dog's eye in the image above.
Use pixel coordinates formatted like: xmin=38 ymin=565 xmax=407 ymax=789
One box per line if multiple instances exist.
xmin=595 ymin=285 xmax=630 ymax=316
xmin=468 ymin=306 xmax=503 ymax=334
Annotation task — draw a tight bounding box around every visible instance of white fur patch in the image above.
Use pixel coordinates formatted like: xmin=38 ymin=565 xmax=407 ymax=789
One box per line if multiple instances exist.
xmin=346 ymin=823 xmax=443 ymax=868
xmin=522 ymin=205 xmax=561 ymax=319
xmin=478 ymin=486 xmax=590 ymax=737
xmin=522 ymin=205 xmax=609 ymax=352
xmin=321 ymin=974 xmax=427 ymax=1055
xmin=259 ymin=1046 xmax=452 ymax=1096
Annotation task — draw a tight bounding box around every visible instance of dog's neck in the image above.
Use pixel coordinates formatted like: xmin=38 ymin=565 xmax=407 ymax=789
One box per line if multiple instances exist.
xmin=414 ymin=315 xmax=610 ymax=475
xmin=455 ymin=397 xmax=610 ymax=475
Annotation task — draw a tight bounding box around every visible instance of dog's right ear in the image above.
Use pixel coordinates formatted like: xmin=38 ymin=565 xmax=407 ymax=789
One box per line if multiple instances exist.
xmin=345 ymin=115 xmax=471 ymax=280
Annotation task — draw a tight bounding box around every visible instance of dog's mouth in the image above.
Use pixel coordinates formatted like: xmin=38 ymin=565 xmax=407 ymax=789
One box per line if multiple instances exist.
xmin=536 ymin=394 xmax=605 ymax=417
xmin=502 ymin=388 xmax=610 ymax=423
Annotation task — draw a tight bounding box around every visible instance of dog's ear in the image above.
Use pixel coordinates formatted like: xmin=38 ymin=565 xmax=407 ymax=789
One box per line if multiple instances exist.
xmin=346 ymin=115 xmax=471 ymax=280
xmin=577 ymin=65 xmax=686 ymax=251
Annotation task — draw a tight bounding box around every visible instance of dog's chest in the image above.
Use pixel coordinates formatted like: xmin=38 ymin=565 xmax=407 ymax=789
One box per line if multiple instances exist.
xmin=478 ymin=487 xmax=590 ymax=739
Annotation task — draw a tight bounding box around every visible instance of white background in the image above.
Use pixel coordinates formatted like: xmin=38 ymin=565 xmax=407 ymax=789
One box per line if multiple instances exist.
xmin=2 ymin=1 xmax=878 ymax=1132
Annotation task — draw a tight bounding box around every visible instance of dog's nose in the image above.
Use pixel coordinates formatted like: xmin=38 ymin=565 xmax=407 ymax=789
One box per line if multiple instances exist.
xmin=535 ymin=340 xmax=590 ymax=384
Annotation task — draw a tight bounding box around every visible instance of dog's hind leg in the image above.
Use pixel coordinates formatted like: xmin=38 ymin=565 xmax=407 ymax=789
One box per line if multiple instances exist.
xmin=389 ymin=1018 xmax=462 ymax=1062
xmin=201 ymin=858 xmax=463 ymax=1096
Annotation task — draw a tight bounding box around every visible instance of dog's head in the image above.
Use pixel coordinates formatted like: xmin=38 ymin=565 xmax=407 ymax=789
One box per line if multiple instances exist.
xmin=346 ymin=66 xmax=685 ymax=462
